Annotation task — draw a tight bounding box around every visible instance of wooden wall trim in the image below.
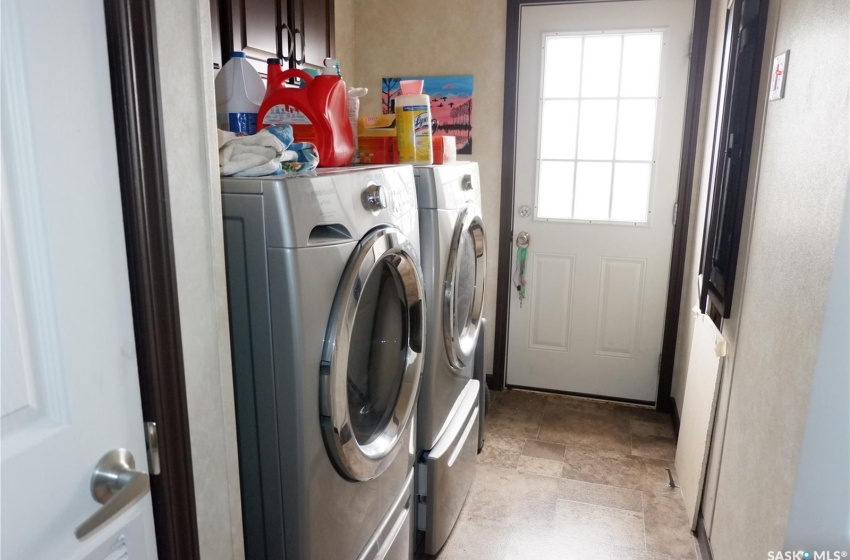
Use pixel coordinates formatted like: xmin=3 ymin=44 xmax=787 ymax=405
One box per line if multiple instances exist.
xmin=103 ymin=1 xmax=201 ymax=558
xmin=657 ymin=0 xmax=712 ymax=412
xmin=492 ymin=0 xmax=524 ymax=391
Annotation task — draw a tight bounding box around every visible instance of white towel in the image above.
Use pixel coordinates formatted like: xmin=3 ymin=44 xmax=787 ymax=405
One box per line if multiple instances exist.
xmin=218 ymin=128 xmax=286 ymax=177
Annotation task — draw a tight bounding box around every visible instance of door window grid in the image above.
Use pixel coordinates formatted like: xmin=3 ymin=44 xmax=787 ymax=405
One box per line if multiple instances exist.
xmin=536 ymin=31 xmax=664 ymax=224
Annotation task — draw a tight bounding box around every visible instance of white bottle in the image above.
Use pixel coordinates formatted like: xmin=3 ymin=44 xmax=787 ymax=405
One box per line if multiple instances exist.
xmin=215 ymin=52 xmax=265 ymax=135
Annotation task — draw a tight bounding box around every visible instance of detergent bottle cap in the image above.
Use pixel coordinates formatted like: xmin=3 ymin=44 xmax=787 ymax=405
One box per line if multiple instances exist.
xmin=321 ymin=58 xmax=341 ymax=76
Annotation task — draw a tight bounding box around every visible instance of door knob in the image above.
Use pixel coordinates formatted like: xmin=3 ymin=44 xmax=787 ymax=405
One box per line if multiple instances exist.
xmin=74 ymin=449 xmax=150 ymax=540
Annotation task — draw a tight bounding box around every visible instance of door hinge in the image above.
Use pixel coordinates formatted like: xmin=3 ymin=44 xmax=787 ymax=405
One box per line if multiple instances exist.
xmin=672 ymin=202 xmax=679 ymax=226
xmin=658 ymin=354 xmax=663 ymax=376
xmin=144 ymin=421 xmax=161 ymax=475
xmin=688 ymin=33 xmax=693 ymax=57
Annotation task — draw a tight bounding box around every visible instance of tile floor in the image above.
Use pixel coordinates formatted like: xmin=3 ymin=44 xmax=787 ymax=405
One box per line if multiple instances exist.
xmin=433 ymin=389 xmax=698 ymax=560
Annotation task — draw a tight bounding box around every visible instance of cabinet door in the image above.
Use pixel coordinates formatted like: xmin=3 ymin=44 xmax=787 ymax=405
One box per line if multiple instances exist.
xmin=230 ymin=0 xmax=282 ymax=75
xmin=290 ymin=0 xmax=334 ymax=68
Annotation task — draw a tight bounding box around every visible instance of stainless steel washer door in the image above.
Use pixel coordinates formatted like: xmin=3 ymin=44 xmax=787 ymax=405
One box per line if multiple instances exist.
xmin=444 ymin=206 xmax=486 ymax=369
xmin=321 ymin=226 xmax=426 ymax=482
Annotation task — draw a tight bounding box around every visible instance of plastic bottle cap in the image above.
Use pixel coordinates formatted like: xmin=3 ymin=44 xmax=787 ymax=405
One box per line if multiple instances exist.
xmin=267 ymin=58 xmax=281 ymax=64
xmin=230 ymin=51 xmax=246 ymax=58
xmin=321 ymin=58 xmax=341 ymax=76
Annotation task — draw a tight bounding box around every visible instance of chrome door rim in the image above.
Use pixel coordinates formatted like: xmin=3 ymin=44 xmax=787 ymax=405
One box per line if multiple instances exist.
xmin=443 ymin=206 xmax=486 ymax=369
xmin=320 ymin=226 xmax=425 ymax=482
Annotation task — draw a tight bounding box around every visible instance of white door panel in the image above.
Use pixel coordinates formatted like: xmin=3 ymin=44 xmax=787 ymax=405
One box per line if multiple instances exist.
xmin=1 ymin=0 xmax=158 ymax=558
xmin=507 ymin=0 xmax=693 ymax=402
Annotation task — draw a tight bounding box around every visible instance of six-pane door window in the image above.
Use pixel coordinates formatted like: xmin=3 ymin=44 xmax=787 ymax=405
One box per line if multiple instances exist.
xmin=536 ymin=32 xmax=664 ymax=223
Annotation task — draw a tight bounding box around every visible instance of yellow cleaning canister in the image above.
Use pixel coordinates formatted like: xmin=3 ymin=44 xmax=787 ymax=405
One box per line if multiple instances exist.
xmin=395 ymin=88 xmax=433 ymax=165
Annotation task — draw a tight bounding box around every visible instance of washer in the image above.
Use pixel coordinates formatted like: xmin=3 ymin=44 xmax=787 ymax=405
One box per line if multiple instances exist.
xmin=413 ymin=162 xmax=487 ymax=555
xmin=221 ymin=166 xmax=425 ymax=560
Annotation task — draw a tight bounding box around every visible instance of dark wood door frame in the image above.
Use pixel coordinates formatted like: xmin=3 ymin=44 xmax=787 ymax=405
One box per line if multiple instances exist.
xmin=104 ymin=0 xmax=201 ymax=558
xmin=492 ymin=0 xmax=712 ymax=413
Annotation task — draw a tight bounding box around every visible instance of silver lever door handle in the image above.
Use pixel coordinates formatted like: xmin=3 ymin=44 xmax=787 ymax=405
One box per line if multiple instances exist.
xmin=74 ymin=449 xmax=151 ymax=540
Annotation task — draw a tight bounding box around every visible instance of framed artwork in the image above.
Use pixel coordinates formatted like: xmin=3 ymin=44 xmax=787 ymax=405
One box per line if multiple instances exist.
xmin=381 ymin=74 xmax=474 ymax=154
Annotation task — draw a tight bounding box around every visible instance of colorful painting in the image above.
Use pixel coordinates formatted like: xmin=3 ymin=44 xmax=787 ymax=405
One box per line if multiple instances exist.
xmin=381 ymin=75 xmax=474 ymax=154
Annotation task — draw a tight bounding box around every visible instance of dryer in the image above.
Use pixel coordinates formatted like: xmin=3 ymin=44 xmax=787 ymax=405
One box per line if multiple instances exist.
xmin=413 ymin=162 xmax=487 ymax=555
xmin=221 ymin=166 xmax=425 ymax=560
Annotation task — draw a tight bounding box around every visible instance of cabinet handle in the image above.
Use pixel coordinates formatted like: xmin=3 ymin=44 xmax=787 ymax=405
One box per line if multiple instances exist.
xmin=279 ymin=23 xmax=294 ymax=62
xmin=293 ymin=27 xmax=305 ymax=66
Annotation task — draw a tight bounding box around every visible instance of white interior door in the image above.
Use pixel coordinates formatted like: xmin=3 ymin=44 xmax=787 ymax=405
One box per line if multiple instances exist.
xmin=506 ymin=0 xmax=694 ymax=402
xmin=1 ymin=0 xmax=159 ymax=558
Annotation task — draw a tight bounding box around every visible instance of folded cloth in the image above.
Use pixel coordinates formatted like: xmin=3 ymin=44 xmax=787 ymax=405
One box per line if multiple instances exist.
xmin=218 ymin=125 xmax=319 ymax=177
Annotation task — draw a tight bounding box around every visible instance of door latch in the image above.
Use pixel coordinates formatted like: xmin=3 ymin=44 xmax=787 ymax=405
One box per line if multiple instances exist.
xmin=144 ymin=421 xmax=161 ymax=475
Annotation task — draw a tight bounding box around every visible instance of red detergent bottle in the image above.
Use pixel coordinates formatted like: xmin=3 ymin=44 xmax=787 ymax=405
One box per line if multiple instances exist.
xmin=257 ymin=61 xmax=354 ymax=167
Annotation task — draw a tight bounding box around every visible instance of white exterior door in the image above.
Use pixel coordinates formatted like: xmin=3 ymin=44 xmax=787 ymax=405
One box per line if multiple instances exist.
xmin=1 ymin=0 xmax=159 ymax=558
xmin=507 ymin=0 xmax=693 ymax=402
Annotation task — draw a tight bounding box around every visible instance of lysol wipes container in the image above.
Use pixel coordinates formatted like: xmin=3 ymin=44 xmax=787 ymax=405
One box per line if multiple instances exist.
xmin=215 ymin=52 xmax=265 ymax=135
xmin=395 ymin=80 xmax=433 ymax=165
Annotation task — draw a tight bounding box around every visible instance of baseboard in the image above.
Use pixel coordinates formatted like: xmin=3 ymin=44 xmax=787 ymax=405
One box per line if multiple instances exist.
xmin=695 ymin=514 xmax=714 ymax=560
xmin=671 ymin=395 xmax=681 ymax=436
xmin=505 ymin=384 xmax=655 ymax=407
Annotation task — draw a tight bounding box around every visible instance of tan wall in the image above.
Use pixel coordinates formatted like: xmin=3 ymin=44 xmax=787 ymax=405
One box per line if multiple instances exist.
xmin=351 ymin=0 xmax=507 ymax=374
xmin=673 ymin=0 xmax=848 ymax=555
xmin=334 ymin=0 xmax=356 ymax=82
xmin=709 ymin=0 xmax=848 ymax=554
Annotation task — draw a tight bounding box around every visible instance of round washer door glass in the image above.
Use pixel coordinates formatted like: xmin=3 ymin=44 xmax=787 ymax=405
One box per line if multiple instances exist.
xmin=444 ymin=206 xmax=486 ymax=369
xmin=320 ymin=227 xmax=425 ymax=482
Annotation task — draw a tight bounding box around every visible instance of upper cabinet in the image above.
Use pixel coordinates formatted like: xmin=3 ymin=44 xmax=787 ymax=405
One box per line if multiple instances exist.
xmin=290 ymin=0 xmax=334 ymax=68
xmin=213 ymin=0 xmax=334 ymax=76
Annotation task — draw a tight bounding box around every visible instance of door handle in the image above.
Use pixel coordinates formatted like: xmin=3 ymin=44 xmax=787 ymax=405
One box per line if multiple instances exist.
xmin=293 ymin=28 xmax=306 ymax=65
xmin=280 ymin=23 xmax=294 ymax=62
xmin=74 ymin=449 xmax=151 ymax=540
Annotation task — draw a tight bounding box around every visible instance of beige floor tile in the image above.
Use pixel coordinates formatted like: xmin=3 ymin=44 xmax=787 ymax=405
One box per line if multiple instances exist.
xmin=517 ymin=455 xmax=563 ymax=478
xmin=538 ymin=407 xmax=632 ymax=455
xmin=506 ymin=469 xmax=560 ymax=532
xmin=553 ymin=498 xmax=646 ymax=550
xmin=462 ymin=465 xmax=517 ymax=525
xmin=603 ymin=546 xmax=677 ymax=560
xmin=631 ymin=433 xmax=677 ymax=461
xmin=543 ymin=395 xmax=628 ymax=418
xmin=561 ymin=445 xmax=644 ymax=489
xmin=643 ymin=493 xmax=697 ymax=559
xmin=543 ymin=394 xmax=672 ymax=426
xmin=502 ymin=530 xmax=613 ymax=560
xmin=630 ymin=419 xmax=676 ymax=439
xmin=431 ymin=391 xmax=692 ymax=559
xmin=434 ymin=516 xmax=507 ymax=560
xmin=462 ymin=464 xmax=560 ymax=533
xmin=487 ymin=391 xmax=546 ymax=439
xmin=558 ymin=478 xmax=643 ymax=512
xmin=478 ymin=433 xmax=525 ymax=469
xmin=640 ymin=458 xmax=681 ymax=496
xmin=622 ymin=406 xmax=674 ymax=425
xmin=522 ymin=439 xmax=566 ymax=461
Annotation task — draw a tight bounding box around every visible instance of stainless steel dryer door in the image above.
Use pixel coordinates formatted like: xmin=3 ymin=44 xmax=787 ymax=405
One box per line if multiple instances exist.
xmin=321 ymin=226 xmax=426 ymax=482
xmin=443 ymin=206 xmax=486 ymax=369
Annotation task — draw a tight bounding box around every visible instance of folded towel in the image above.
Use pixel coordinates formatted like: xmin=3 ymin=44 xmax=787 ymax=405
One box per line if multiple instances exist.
xmin=218 ymin=125 xmax=319 ymax=177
